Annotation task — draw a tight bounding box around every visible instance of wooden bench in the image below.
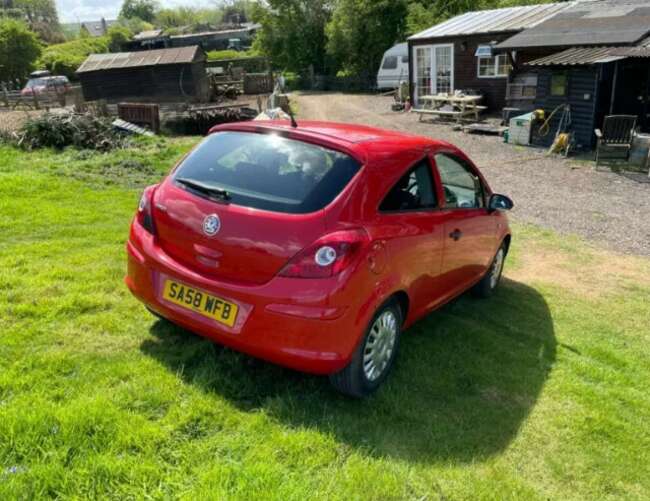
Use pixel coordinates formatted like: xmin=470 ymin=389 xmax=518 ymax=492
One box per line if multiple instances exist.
xmin=413 ymin=105 xmax=487 ymax=123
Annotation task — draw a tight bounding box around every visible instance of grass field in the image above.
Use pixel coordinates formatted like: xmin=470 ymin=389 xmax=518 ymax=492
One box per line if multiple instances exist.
xmin=1 ymin=138 xmax=649 ymax=500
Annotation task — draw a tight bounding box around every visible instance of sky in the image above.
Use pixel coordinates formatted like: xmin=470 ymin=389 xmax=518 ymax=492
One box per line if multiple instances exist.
xmin=56 ymin=0 xmax=217 ymax=23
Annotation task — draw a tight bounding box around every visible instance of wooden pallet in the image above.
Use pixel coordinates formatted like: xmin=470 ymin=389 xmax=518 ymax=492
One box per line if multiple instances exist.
xmin=461 ymin=123 xmax=508 ymax=136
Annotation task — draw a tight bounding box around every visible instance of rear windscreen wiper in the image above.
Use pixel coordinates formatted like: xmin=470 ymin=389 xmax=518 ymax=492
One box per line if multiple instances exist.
xmin=175 ymin=177 xmax=231 ymax=201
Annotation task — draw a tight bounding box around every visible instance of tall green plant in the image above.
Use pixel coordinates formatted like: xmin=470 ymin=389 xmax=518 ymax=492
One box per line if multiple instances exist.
xmin=0 ymin=18 xmax=41 ymax=82
xmin=326 ymin=0 xmax=407 ymax=79
xmin=252 ymin=0 xmax=332 ymax=74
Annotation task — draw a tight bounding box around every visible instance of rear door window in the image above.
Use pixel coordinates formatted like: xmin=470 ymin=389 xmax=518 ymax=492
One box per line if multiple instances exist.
xmin=379 ymin=159 xmax=437 ymax=212
xmin=173 ymin=132 xmax=361 ymax=214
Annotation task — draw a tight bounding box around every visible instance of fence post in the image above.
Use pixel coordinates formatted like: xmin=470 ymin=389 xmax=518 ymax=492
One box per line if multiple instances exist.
xmin=2 ymin=84 xmax=9 ymax=108
xmin=32 ymin=90 xmax=40 ymax=110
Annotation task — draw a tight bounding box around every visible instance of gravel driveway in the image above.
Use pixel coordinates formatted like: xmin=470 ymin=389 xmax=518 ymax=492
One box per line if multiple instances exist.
xmin=294 ymin=92 xmax=650 ymax=256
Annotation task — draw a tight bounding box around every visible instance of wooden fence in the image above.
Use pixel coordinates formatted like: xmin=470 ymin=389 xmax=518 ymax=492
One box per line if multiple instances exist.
xmin=1 ymin=85 xmax=83 ymax=111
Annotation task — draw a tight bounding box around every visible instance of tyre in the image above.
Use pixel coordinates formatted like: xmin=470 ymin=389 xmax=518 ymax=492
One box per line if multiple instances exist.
xmin=329 ymin=299 xmax=402 ymax=398
xmin=472 ymin=242 xmax=507 ymax=298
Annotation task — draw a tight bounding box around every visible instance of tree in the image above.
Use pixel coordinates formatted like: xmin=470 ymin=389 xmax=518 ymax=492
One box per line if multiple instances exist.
xmin=107 ymin=25 xmax=132 ymax=52
xmin=6 ymin=0 xmax=63 ymax=43
xmin=326 ymin=0 xmax=407 ymax=79
xmin=119 ymin=0 xmax=158 ymax=24
xmin=0 ymin=18 xmax=41 ymax=82
xmin=252 ymin=0 xmax=332 ymax=74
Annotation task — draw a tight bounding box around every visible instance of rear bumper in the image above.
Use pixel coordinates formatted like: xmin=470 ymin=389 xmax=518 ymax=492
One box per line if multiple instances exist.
xmin=125 ymin=222 xmax=369 ymax=375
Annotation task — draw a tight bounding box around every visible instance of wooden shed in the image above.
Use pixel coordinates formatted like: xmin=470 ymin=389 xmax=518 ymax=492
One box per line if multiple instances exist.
xmin=498 ymin=0 xmax=650 ymax=150
xmin=76 ymin=46 xmax=210 ymax=103
xmin=407 ymin=2 xmax=571 ymax=110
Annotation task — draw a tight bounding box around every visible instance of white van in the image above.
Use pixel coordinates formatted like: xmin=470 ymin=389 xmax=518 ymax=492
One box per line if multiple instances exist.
xmin=376 ymin=43 xmax=409 ymax=90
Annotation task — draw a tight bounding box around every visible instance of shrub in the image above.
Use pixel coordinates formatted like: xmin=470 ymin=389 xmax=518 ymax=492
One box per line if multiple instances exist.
xmin=206 ymin=48 xmax=258 ymax=61
xmin=0 ymin=19 xmax=42 ymax=81
xmin=38 ymin=37 xmax=110 ymax=80
xmin=107 ymin=25 xmax=132 ymax=52
xmin=16 ymin=113 xmax=128 ymax=151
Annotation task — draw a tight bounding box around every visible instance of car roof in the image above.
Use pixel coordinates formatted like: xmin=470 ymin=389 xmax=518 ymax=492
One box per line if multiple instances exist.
xmin=212 ymin=120 xmax=454 ymax=164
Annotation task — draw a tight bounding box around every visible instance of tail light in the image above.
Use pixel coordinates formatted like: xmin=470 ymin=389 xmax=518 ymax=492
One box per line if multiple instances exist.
xmin=279 ymin=229 xmax=369 ymax=279
xmin=137 ymin=184 xmax=158 ymax=234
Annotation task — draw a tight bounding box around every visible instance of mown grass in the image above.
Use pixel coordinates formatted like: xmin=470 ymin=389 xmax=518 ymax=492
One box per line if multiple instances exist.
xmin=1 ymin=139 xmax=649 ymax=499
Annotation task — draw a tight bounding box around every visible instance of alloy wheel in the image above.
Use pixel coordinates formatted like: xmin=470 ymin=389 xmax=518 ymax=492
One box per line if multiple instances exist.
xmin=363 ymin=310 xmax=398 ymax=381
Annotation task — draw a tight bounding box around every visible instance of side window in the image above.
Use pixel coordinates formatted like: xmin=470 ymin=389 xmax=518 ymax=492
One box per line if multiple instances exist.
xmin=550 ymin=72 xmax=568 ymax=96
xmin=435 ymin=154 xmax=485 ymax=209
xmin=382 ymin=56 xmax=398 ymax=70
xmin=379 ymin=160 xmax=437 ymax=212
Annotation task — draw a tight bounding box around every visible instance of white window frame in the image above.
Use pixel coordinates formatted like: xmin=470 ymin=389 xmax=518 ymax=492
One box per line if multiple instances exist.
xmin=412 ymin=43 xmax=455 ymax=106
xmin=477 ymin=53 xmax=510 ymax=79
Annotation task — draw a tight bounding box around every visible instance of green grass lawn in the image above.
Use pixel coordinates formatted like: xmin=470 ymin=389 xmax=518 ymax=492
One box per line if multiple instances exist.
xmin=1 ymin=139 xmax=649 ymax=500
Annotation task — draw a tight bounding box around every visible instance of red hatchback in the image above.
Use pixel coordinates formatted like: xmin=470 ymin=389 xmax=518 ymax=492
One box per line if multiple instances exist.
xmin=126 ymin=121 xmax=513 ymax=397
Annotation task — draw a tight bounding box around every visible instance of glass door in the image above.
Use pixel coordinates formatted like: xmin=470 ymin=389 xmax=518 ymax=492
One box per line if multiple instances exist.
xmin=413 ymin=45 xmax=454 ymax=106
xmin=414 ymin=46 xmax=432 ymax=106
xmin=434 ymin=45 xmax=453 ymax=95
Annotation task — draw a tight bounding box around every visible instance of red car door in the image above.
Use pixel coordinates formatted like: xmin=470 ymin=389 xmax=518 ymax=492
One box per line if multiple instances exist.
xmin=432 ymin=152 xmax=497 ymax=299
xmin=372 ymin=157 xmax=447 ymax=318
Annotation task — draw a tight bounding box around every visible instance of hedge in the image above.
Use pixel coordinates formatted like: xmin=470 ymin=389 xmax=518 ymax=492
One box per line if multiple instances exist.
xmin=38 ymin=37 xmax=110 ymax=80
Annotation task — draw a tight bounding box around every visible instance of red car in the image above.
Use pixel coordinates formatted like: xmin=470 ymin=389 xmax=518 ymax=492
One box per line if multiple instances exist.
xmin=126 ymin=121 xmax=513 ymax=397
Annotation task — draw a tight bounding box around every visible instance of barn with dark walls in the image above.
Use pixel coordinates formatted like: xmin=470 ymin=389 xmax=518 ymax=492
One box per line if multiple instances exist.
xmin=407 ymin=2 xmax=571 ymax=110
xmin=498 ymin=0 xmax=650 ymax=150
xmin=76 ymin=46 xmax=210 ymax=103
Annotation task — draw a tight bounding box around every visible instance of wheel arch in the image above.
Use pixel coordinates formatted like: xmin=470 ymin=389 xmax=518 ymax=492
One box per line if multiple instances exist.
xmin=503 ymin=233 xmax=512 ymax=255
xmin=389 ymin=290 xmax=410 ymax=326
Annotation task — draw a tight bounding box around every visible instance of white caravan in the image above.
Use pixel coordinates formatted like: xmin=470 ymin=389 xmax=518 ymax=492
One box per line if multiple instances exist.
xmin=376 ymin=43 xmax=409 ymax=90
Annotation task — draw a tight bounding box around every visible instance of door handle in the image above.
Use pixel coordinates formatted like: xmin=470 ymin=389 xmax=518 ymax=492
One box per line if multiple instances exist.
xmin=449 ymin=229 xmax=463 ymax=241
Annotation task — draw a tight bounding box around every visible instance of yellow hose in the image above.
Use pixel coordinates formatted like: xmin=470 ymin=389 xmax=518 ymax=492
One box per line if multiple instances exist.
xmin=538 ymin=104 xmax=566 ymax=137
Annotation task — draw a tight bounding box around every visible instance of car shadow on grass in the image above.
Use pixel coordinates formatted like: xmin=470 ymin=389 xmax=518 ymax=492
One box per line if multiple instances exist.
xmin=140 ymin=277 xmax=555 ymax=464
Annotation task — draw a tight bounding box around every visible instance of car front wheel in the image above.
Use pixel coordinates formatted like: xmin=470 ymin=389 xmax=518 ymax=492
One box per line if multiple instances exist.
xmin=329 ymin=300 xmax=402 ymax=398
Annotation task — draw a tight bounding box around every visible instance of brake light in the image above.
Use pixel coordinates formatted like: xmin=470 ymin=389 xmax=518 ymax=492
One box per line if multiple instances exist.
xmin=279 ymin=229 xmax=369 ymax=278
xmin=137 ymin=184 xmax=158 ymax=234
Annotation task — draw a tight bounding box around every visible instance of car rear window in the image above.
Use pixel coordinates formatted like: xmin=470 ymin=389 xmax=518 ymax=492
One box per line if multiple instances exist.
xmin=172 ymin=131 xmax=361 ymax=214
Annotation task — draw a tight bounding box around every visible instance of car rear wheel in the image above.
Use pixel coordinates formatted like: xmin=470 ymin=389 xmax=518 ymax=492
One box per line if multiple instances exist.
xmin=329 ymin=299 xmax=402 ymax=398
xmin=472 ymin=242 xmax=507 ymax=298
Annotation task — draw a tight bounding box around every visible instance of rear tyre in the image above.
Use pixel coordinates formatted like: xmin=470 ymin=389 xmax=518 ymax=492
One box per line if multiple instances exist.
xmin=329 ymin=299 xmax=402 ymax=398
xmin=472 ymin=243 xmax=507 ymax=298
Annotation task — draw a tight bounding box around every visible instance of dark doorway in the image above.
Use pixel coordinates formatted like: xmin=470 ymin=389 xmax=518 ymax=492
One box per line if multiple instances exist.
xmin=612 ymin=60 xmax=650 ymax=132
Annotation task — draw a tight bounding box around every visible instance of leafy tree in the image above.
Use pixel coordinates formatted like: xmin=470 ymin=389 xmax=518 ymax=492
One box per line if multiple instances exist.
xmin=38 ymin=36 xmax=109 ymax=79
xmin=119 ymin=0 xmax=158 ymax=24
xmin=5 ymin=0 xmax=63 ymax=43
xmin=0 ymin=18 xmax=41 ymax=82
xmin=326 ymin=0 xmax=407 ymax=79
xmin=107 ymin=25 xmax=132 ymax=52
xmin=252 ymin=0 xmax=332 ymax=74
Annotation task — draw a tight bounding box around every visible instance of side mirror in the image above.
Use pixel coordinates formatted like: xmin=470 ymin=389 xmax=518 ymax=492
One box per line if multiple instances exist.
xmin=488 ymin=194 xmax=514 ymax=212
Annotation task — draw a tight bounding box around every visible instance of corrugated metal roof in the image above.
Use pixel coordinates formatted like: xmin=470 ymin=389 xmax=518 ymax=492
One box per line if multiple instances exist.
xmin=526 ymin=46 xmax=627 ymax=66
xmin=133 ymin=30 xmax=164 ymax=41
xmin=408 ymin=2 xmax=575 ymax=41
xmin=76 ymin=46 xmax=202 ymax=73
xmin=169 ymin=24 xmax=261 ymax=40
xmin=499 ymin=0 xmax=650 ymax=49
xmin=610 ymin=36 xmax=650 ymax=57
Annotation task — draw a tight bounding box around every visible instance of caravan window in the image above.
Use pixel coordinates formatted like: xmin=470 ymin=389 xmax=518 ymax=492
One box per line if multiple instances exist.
xmin=382 ymin=56 xmax=398 ymax=70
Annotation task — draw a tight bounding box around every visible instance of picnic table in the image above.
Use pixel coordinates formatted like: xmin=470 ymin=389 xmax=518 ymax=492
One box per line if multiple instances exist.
xmin=413 ymin=94 xmax=487 ymax=123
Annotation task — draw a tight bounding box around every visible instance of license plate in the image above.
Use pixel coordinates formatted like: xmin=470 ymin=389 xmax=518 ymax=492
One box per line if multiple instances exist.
xmin=162 ymin=279 xmax=238 ymax=328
